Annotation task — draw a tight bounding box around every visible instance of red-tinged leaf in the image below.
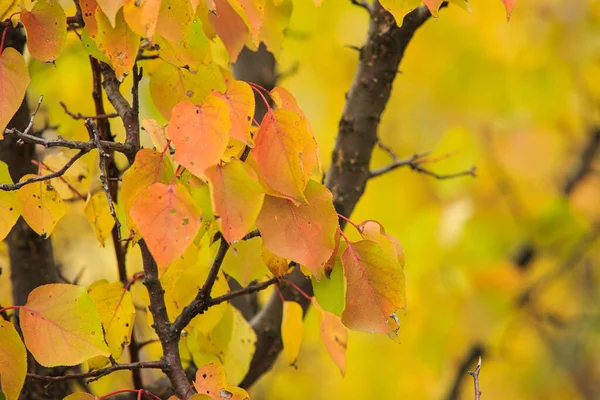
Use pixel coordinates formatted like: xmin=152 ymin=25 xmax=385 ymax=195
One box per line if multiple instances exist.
xmin=358 ymin=220 xmax=405 ymax=268
xmin=216 ymin=80 xmax=255 ymax=146
xmin=16 ymin=175 xmax=65 ymax=237
xmin=0 ymin=161 xmax=20 ymax=241
xmin=232 ymin=0 xmax=265 ymax=45
xmin=502 ymin=0 xmax=516 ymax=21
xmin=281 ymin=301 xmax=303 ymax=364
xmin=193 ymin=362 xmax=250 ymax=400
xmin=422 ymin=0 xmax=444 ymax=17
xmin=97 ymin=0 xmax=124 ymax=26
xmin=0 ymin=48 xmax=30 ymax=138
xmin=155 ymin=0 xmax=194 ymax=44
xmin=256 ymin=180 xmax=338 ymax=280
xmin=168 ymin=97 xmax=231 ymax=177
xmin=205 ymin=160 xmax=264 ymax=243
xmin=130 ymin=182 xmax=202 ymax=266
xmin=80 ymin=0 xmax=99 ymax=36
xmin=258 ymin=0 xmax=292 ymax=58
xmin=121 ymin=148 xmax=174 ymax=230
xmin=313 ymin=0 xmax=322 ymax=5
xmin=123 ymin=0 xmax=161 ymax=39
xmin=313 ymin=299 xmax=347 ymax=376
xmin=252 ymin=109 xmax=312 ymax=202
xmin=150 ymin=61 xmax=226 ymax=119
xmin=88 ymin=281 xmax=136 ymax=359
xmin=95 ymin=8 xmax=141 ymax=80
xmin=341 ymin=240 xmax=405 ymax=337
xmin=20 ymin=284 xmax=110 ymax=367
xmin=20 ymin=0 xmax=67 ymax=62
xmin=0 ymin=320 xmax=26 ymax=400
xmin=209 ymin=0 xmax=250 ymax=62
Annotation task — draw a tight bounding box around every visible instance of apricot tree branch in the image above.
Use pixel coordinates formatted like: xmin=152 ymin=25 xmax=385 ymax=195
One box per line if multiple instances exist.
xmin=209 ymin=277 xmax=279 ymax=307
xmin=26 ymin=361 xmax=164 ymax=383
xmin=60 ymin=101 xmax=119 ymax=120
xmin=468 ymin=357 xmax=482 ymax=400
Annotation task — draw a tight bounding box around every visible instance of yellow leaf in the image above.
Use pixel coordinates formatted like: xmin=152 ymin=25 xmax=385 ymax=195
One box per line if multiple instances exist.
xmin=378 ymin=0 xmax=421 ymax=25
xmin=16 ymin=175 xmax=66 ymax=237
xmin=193 ymin=361 xmax=250 ymax=399
xmin=259 ymin=0 xmax=292 ymax=59
xmin=216 ymin=80 xmax=255 ymax=146
xmin=0 ymin=161 xmax=20 ymax=241
xmin=221 ymin=237 xmax=270 ymax=286
xmin=42 ymin=151 xmax=90 ymax=200
xmin=155 ymin=0 xmax=194 ymax=44
xmin=142 ymin=119 xmax=169 ymax=151
xmin=0 ymin=47 xmax=30 ymax=138
xmin=96 ymin=0 xmax=123 ymax=26
xmin=281 ymin=301 xmax=303 ymax=364
xmin=0 ymin=320 xmax=26 ymax=400
xmin=84 ymin=192 xmax=116 ymax=246
xmin=87 ymin=281 xmax=136 ymax=359
xmin=20 ymin=284 xmax=110 ymax=367
xmin=262 ymin=246 xmax=289 ymax=278
xmin=63 ymin=393 xmax=100 ymax=400
xmin=123 ymin=0 xmax=161 ymax=39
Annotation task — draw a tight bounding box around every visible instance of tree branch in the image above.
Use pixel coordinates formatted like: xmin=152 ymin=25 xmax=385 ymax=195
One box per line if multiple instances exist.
xmin=445 ymin=344 xmax=485 ymax=400
xmin=209 ymin=277 xmax=279 ymax=307
xmin=467 ymin=357 xmax=482 ymax=400
xmin=26 ymin=361 xmax=164 ymax=383
xmin=60 ymin=101 xmax=119 ymax=120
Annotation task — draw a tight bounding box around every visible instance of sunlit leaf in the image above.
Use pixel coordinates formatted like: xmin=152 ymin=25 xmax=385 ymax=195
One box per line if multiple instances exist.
xmin=193 ymin=362 xmax=250 ymax=399
xmin=231 ymin=0 xmax=265 ymax=45
xmin=150 ymin=61 xmax=226 ymax=119
xmin=216 ymin=80 xmax=255 ymax=146
xmin=313 ymin=299 xmax=347 ymax=376
xmin=252 ymin=109 xmax=313 ymax=202
xmin=80 ymin=0 xmax=99 ymax=36
xmin=281 ymin=301 xmax=303 ymax=364
xmin=156 ymin=17 xmax=209 ymax=72
xmin=87 ymin=281 xmax=136 ymax=359
xmin=341 ymin=240 xmax=405 ymax=337
xmin=123 ymin=0 xmax=161 ymax=39
xmin=259 ymin=0 xmax=292 ymax=59
xmin=83 ymin=192 xmax=116 ymax=246
xmin=96 ymin=0 xmax=124 ymax=26
xmin=448 ymin=0 xmax=471 ymax=12
xmin=0 ymin=320 xmax=26 ymax=400
xmin=155 ymin=0 xmax=194 ymax=44
xmin=0 ymin=47 xmax=30 ymax=138
xmin=130 ymin=182 xmax=202 ymax=266
xmin=168 ymin=97 xmax=231 ymax=177
xmin=20 ymin=284 xmax=110 ymax=367
xmin=205 ymin=160 xmax=264 ymax=243
xmin=256 ymin=180 xmax=338 ymax=280
xmin=208 ymin=0 xmax=250 ymax=61
xmin=16 ymin=175 xmax=65 ymax=237
xmin=95 ymin=8 xmax=141 ymax=80
xmin=358 ymin=220 xmax=405 ymax=268
xmin=378 ymin=0 xmax=421 ymax=25
xmin=63 ymin=393 xmax=100 ymax=400
xmin=142 ymin=118 xmax=169 ymax=151
xmin=0 ymin=161 xmax=20 ymax=241
xmin=221 ymin=236 xmax=269 ymax=285
xmin=312 ymin=259 xmax=344 ymax=317
xmin=422 ymin=0 xmax=443 ymax=17
xmin=20 ymin=0 xmax=67 ymax=62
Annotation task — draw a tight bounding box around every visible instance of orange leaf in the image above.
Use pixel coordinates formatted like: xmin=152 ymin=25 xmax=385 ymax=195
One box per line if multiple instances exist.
xmin=155 ymin=0 xmax=194 ymax=44
xmin=358 ymin=220 xmax=405 ymax=268
xmin=252 ymin=109 xmax=313 ymax=202
xmin=20 ymin=284 xmax=110 ymax=367
xmin=20 ymin=0 xmax=67 ymax=62
xmin=205 ymin=160 xmax=264 ymax=243
xmin=233 ymin=0 xmax=265 ymax=45
xmin=123 ymin=0 xmax=161 ymax=39
xmin=0 ymin=47 xmax=30 ymax=138
xmin=130 ymin=182 xmax=202 ymax=266
xmin=258 ymin=0 xmax=291 ymax=58
xmin=216 ymin=80 xmax=255 ymax=146
xmin=168 ymin=97 xmax=231 ymax=177
xmin=193 ymin=362 xmax=250 ymax=400
xmin=208 ymin=0 xmax=250 ymax=62
xmin=422 ymin=0 xmax=444 ymax=17
xmin=502 ymin=0 xmax=517 ymax=21
xmin=0 ymin=320 xmax=27 ymax=400
xmin=16 ymin=175 xmax=65 ymax=237
xmin=80 ymin=0 xmax=99 ymax=36
xmin=142 ymin=118 xmax=169 ymax=151
xmin=256 ymin=180 xmax=338 ymax=280
xmin=341 ymin=240 xmax=405 ymax=337
xmin=313 ymin=299 xmax=347 ymax=376
xmin=97 ymin=0 xmax=124 ymax=26
xmin=95 ymin=8 xmax=141 ymax=80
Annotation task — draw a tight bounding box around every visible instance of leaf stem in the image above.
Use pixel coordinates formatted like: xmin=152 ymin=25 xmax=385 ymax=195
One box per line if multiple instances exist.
xmin=282 ymin=279 xmax=312 ymax=301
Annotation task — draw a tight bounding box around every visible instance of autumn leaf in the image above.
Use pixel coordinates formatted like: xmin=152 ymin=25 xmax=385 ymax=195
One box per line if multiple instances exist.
xmin=358 ymin=220 xmax=406 ymax=268
xmin=142 ymin=118 xmax=169 ymax=151
xmin=205 ymin=160 xmax=264 ymax=243
xmin=208 ymin=0 xmax=250 ymax=61
xmin=0 ymin=320 xmax=26 ymax=400
xmin=168 ymin=97 xmax=231 ymax=177
xmin=221 ymin=237 xmax=269 ymax=285
xmin=502 ymin=0 xmax=517 ymax=21
xmin=123 ymin=0 xmax=161 ymax=39
xmin=422 ymin=0 xmax=444 ymax=17
xmin=193 ymin=361 xmax=250 ymax=400
xmin=232 ymin=0 xmax=265 ymax=46
xmin=130 ymin=182 xmax=202 ymax=267
xmin=262 ymin=246 xmax=289 ymax=278
xmin=156 ymin=17 xmax=209 ymax=72
xmin=94 ymin=8 xmax=141 ymax=80
xmin=313 ymin=299 xmax=347 ymax=376
xmin=96 ymin=0 xmax=123 ymax=26
xmin=20 ymin=284 xmax=110 ymax=367
xmin=63 ymin=393 xmax=100 ymax=400
xmin=341 ymin=240 xmax=405 ymax=337
xmin=0 ymin=161 xmax=20 ymax=241
xmin=88 ymin=281 xmax=136 ymax=359
xmin=42 ymin=151 xmax=90 ymax=200
xmin=378 ymin=0 xmax=421 ymax=25
xmin=281 ymin=301 xmax=303 ymax=364
xmin=80 ymin=0 xmax=99 ymax=36
xmin=0 ymin=47 xmax=30 ymax=139
xmin=259 ymin=0 xmax=292 ymax=58
xmin=155 ymin=0 xmax=194 ymax=44
xmin=16 ymin=175 xmax=65 ymax=237
xmin=252 ymin=109 xmax=313 ymax=202
xmin=20 ymin=0 xmax=67 ymax=62
xmin=84 ymin=192 xmax=116 ymax=246
xmin=215 ymin=80 xmax=255 ymax=146
xmin=312 ymin=259 xmax=344 ymax=316
xmin=150 ymin=61 xmax=226 ymax=119
xmin=256 ymin=180 xmax=338 ymax=280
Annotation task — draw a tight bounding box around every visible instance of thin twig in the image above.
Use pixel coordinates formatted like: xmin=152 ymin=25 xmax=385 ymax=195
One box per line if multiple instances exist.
xmin=0 ymin=150 xmax=87 ymax=191
xmin=445 ymin=344 xmax=486 ymax=400
xmin=86 ymin=119 xmax=122 ymax=243
xmin=26 ymin=360 xmax=164 ymax=383
xmin=209 ymin=277 xmax=279 ymax=307
xmin=60 ymin=102 xmax=119 ymax=120
xmin=467 ymin=356 xmax=482 ymax=400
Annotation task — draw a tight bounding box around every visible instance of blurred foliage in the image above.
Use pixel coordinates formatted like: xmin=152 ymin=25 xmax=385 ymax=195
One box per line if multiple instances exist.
xmin=1 ymin=0 xmax=599 ymax=399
